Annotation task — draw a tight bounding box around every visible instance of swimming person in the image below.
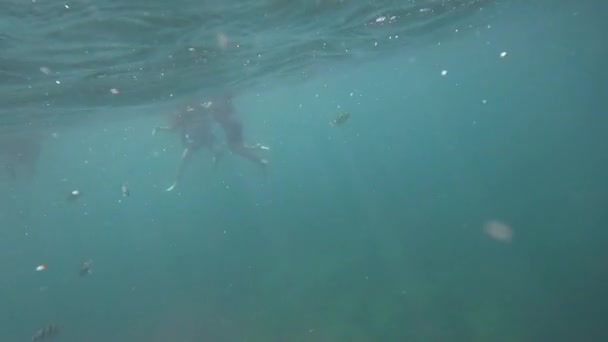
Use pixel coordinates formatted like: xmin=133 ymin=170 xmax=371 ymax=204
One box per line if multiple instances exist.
xmin=153 ymin=106 xmax=222 ymax=192
xmin=202 ymin=92 xmax=269 ymax=168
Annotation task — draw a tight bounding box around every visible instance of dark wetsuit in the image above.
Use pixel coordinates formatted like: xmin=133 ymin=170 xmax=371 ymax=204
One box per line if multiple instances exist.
xmin=207 ymin=96 xmax=244 ymax=146
xmin=182 ymin=115 xmax=215 ymax=152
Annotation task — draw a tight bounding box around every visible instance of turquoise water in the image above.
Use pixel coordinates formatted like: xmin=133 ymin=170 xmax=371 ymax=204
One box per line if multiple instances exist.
xmin=1 ymin=0 xmax=607 ymax=341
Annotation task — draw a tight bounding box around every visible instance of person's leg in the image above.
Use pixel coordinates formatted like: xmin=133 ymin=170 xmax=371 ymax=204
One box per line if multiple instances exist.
xmin=166 ymin=147 xmax=193 ymax=192
xmin=152 ymin=126 xmax=174 ymax=136
xmin=220 ymin=119 xmax=269 ymax=168
xmin=209 ymin=139 xmax=224 ymax=170
xmin=245 ymin=143 xmax=270 ymax=151
xmin=230 ymin=143 xmax=269 ymax=168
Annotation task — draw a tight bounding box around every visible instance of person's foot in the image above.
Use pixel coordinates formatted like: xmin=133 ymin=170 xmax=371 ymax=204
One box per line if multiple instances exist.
xmin=258 ymin=158 xmax=269 ymax=178
xmin=166 ymin=182 xmax=177 ymax=192
xmin=257 ymin=158 xmax=269 ymax=172
xmin=250 ymin=143 xmax=270 ymax=151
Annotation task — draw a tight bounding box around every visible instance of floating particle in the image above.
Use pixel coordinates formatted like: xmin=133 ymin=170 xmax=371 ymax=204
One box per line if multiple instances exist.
xmin=217 ymin=33 xmax=229 ymax=49
xmin=483 ymin=220 xmax=513 ymax=243
xmin=35 ymin=264 xmax=47 ymax=272
xmin=481 ymin=99 xmax=487 ymax=104
xmin=67 ymin=190 xmax=80 ymax=201
xmin=40 ymin=67 xmax=51 ymax=75
xmin=55 ymin=80 xmax=60 ymax=84
xmin=110 ymin=88 xmax=119 ymax=95
xmin=500 ymin=51 xmax=507 ymax=58
xmin=79 ymin=260 xmax=93 ymax=277
xmin=121 ymin=183 xmax=130 ymax=197
xmin=441 ymin=70 xmax=448 ymax=76
xmin=330 ymin=112 xmax=350 ymax=127
xmin=32 ymin=324 xmax=59 ymax=342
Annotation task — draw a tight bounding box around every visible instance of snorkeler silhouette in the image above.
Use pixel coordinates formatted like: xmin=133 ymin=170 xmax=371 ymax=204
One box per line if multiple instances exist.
xmin=203 ymin=92 xmax=269 ymax=168
xmin=153 ymin=105 xmax=223 ymax=192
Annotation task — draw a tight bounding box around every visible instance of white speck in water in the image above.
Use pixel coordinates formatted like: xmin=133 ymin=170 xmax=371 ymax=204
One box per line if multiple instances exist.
xmin=500 ymin=51 xmax=507 ymax=58
xmin=55 ymin=80 xmax=60 ymax=84
xmin=481 ymin=99 xmax=487 ymax=104
xmin=484 ymin=220 xmax=513 ymax=243
xmin=441 ymin=70 xmax=448 ymax=76
xmin=350 ymin=92 xmax=354 ymax=97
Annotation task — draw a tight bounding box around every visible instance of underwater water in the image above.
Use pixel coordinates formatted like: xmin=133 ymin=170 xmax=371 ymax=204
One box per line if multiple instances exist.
xmin=1 ymin=0 xmax=607 ymax=341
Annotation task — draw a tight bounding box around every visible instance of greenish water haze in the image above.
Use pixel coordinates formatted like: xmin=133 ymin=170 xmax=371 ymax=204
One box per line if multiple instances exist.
xmin=1 ymin=0 xmax=606 ymax=341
